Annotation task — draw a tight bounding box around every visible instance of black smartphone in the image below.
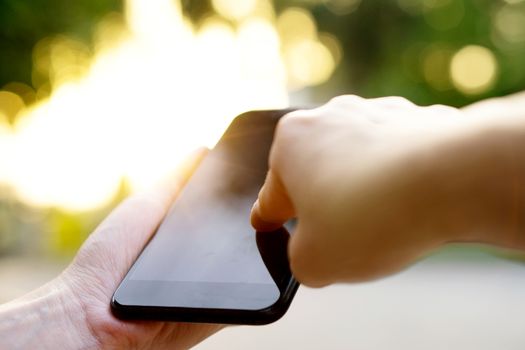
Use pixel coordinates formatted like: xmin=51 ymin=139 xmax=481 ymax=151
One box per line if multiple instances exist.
xmin=111 ymin=110 xmax=299 ymax=325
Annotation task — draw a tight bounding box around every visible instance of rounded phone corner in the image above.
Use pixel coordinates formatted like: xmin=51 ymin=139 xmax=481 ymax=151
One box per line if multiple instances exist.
xmin=253 ymin=279 xmax=300 ymax=325
xmin=110 ymin=292 xmax=131 ymax=320
xmin=110 ymin=294 xmax=120 ymax=309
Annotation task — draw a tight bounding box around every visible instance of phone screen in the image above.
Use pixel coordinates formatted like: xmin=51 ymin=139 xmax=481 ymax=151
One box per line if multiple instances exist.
xmin=116 ymin=111 xmax=293 ymax=311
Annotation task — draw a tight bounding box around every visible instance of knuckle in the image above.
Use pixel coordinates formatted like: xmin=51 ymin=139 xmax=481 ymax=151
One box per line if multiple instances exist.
xmin=328 ymin=94 xmax=362 ymax=106
xmin=273 ymin=110 xmax=315 ymax=148
xmin=274 ymin=114 xmax=294 ymax=140
xmin=278 ymin=110 xmax=314 ymax=130
xmin=427 ymin=104 xmax=458 ymax=114
xmin=384 ymin=96 xmax=413 ymax=106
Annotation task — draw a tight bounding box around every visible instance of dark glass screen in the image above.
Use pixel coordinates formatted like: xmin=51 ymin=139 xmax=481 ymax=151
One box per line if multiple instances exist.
xmin=119 ymin=112 xmax=292 ymax=310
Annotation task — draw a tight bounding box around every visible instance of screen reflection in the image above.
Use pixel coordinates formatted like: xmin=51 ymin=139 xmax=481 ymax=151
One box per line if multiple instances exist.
xmin=129 ymin=113 xmax=290 ymax=289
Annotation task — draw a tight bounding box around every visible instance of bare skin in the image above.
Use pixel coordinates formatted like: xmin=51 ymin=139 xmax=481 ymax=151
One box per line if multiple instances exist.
xmin=251 ymin=93 xmax=525 ymax=287
xmin=0 ymin=154 xmax=223 ymax=350
xmin=1 ymin=93 xmax=525 ymax=348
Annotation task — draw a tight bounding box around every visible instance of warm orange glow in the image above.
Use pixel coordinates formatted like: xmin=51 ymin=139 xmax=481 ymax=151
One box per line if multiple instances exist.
xmin=0 ymin=0 xmax=338 ymax=211
xmin=277 ymin=7 xmax=337 ymax=90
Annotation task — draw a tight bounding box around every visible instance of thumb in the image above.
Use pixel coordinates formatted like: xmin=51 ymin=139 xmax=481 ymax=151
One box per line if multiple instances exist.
xmin=251 ymin=169 xmax=295 ymax=231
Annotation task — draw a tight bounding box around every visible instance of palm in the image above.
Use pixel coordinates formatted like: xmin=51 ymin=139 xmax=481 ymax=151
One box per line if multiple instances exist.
xmin=61 ymin=178 xmax=222 ymax=349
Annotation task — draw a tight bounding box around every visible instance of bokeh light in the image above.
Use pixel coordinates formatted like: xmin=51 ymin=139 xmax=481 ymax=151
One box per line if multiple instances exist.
xmin=0 ymin=0 xmax=337 ymax=211
xmin=0 ymin=91 xmax=25 ymax=124
xmin=421 ymin=44 xmax=453 ymax=91
xmin=494 ymin=4 xmax=525 ymax=45
xmin=277 ymin=7 xmax=337 ymax=90
xmin=284 ymin=39 xmax=335 ymax=90
xmin=211 ymin=0 xmax=258 ymax=21
xmin=450 ymin=45 xmax=498 ymax=95
xmin=277 ymin=7 xmax=317 ymax=44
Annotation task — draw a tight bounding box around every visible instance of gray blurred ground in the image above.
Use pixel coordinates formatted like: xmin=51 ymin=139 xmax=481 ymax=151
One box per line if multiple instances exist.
xmin=1 ymin=246 xmax=525 ymax=350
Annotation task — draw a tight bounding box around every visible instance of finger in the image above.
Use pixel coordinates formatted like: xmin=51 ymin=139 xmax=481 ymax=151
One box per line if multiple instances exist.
xmin=251 ymin=170 xmax=295 ymax=232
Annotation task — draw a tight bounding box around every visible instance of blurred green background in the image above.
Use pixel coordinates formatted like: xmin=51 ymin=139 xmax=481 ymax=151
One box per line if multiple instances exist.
xmin=1 ymin=0 xmax=525 ymax=301
xmin=2 ymin=0 xmax=524 ymax=108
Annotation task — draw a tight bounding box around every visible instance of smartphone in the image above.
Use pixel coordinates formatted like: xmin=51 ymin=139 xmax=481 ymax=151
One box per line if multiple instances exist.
xmin=111 ymin=110 xmax=299 ymax=325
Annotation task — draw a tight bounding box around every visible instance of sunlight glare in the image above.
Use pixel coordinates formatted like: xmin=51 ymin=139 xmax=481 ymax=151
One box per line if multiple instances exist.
xmin=0 ymin=0 xmax=337 ymax=211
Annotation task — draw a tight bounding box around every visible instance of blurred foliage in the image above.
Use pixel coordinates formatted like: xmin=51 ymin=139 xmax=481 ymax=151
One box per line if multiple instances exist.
xmin=179 ymin=0 xmax=525 ymax=105
xmin=0 ymin=181 xmax=130 ymax=258
xmin=1 ymin=0 xmax=525 ymax=257
xmin=46 ymin=180 xmax=131 ymax=257
xmin=284 ymin=0 xmax=525 ymax=106
xmin=0 ymin=0 xmax=121 ymax=89
xmin=1 ymin=0 xmax=524 ymax=108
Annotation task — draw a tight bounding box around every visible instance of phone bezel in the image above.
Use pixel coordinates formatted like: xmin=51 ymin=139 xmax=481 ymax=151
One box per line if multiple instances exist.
xmin=111 ymin=278 xmax=299 ymax=325
xmin=110 ymin=109 xmax=299 ymax=325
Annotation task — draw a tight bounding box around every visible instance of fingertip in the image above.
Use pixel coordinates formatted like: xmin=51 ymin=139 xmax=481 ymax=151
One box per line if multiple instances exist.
xmin=250 ymin=200 xmax=283 ymax=232
xmin=250 ymin=200 xmax=260 ymax=228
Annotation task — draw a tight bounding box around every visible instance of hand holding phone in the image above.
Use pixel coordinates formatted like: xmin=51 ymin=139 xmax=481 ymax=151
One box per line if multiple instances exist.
xmin=111 ymin=110 xmax=299 ymax=325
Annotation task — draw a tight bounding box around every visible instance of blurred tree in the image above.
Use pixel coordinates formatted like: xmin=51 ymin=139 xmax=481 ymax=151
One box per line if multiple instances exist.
xmin=0 ymin=0 xmax=122 ymax=88
xmin=291 ymin=0 xmax=525 ymax=106
xmin=1 ymin=0 xmax=525 ymax=256
xmin=2 ymin=0 xmax=524 ymax=107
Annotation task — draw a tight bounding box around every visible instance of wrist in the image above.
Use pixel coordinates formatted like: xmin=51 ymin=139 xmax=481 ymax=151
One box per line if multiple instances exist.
xmin=421 ymin=114 xmax=525 ymax=248
xmin=0 ymin=275 xmax=98 ymax=349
